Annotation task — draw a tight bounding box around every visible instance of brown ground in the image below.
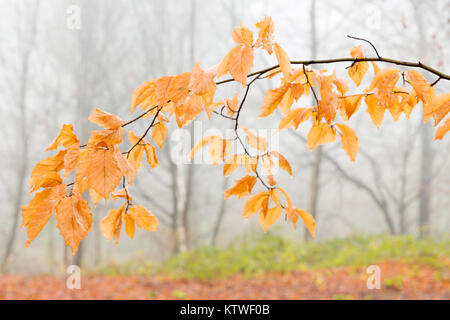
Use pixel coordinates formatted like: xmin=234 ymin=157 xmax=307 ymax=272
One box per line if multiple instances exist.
xmin=1 ymin=261 xmax=448 ymax=300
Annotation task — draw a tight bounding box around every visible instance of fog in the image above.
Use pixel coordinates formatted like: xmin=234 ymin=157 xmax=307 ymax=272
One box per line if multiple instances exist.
xmin=0 ymin=0 xmax=448 ymax=274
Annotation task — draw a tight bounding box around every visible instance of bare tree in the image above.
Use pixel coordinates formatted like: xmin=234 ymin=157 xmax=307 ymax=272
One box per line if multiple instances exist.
xmin=1 ymin=1 xmax=40 ymax=273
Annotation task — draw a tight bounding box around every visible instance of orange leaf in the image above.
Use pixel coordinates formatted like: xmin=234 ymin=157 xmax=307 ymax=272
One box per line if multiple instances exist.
xmin=348 ymin=45 xmax=368 ymax=86
xmin=29 ymin=151 xmax=65 ymax=192
xmin=232 ymin=24 xmax=253 ymax=46
xmin=270 ymin=151 xmax=292 ymax=176
xmin=21 ymin=184 xmax=67 ymax=247
xmin=189 ymin=135 xmax=222 ymax=160
xmin=114 ymin=147 xmax=137 ymax=184
xmin=152 ymin=122 xmax=168 ymax=148
xmin=224 ymin=92 xmax=239 ymax=117
xmin=336 ymin=123 xmax=359 ymax=162
xmin=406 ymin=70 xmax=436 ymax=118
xmin=432 ymin=93 xmax=450 ymax=126
xmin=224 ymin=175 xmax=257 ymax=199
xmin=259 ymin=83 xmax=290 ymax=117
xmin=129 ymin=205 xmax=158 ymax=232
xmin=258 ymin=206 xmax=282 ymax=232
xmin=242 ymin=191 xmax=269 ymax=219
xmin=241 ymin=127 xmax=268 ymax=152
xmin=365 ymin=94 xmax=384 ymax=128
xmin=55 ymin=194 xmax=92 ymax=255
xmin=130 ymin=81 xmax=155 ymax=114
xmin=254 ymin=16 xmax=274 ymax=54
xmin=45 ymin=124 xmax=79 ymax=151
xmin=307 ymin=123 xmax=336 ymax=150
xmin=87 ymin=148 xmax=122 ymax=200
xmin=100 ymin=204 xmax=125 ymax=244
xmin=297 ymin=209 xmax=316 ymax=238
xmin=317 ymin=74 xmax=339 ymax=123
xmin=274 ymin=42 xmax=291 ymax=80
xmin=64 ymin=145 xmax=80 ymax=178
xmin=188 ymin=62 xmax=216 ymax=97
xmin=208 ymin=139 xmax=232 ymax=165
xmin=88 ymin=127 xmax=123 ymax=147
xmin=434 ymin=118 xmax=450 ymax=140
xmin=88 ymin=108 xmax=124 ymax=129
xmin=218 ymin=45 xmax=254 ymax=86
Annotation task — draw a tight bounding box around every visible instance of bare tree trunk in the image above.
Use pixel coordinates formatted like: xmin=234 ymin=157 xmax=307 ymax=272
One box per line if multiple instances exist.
xmin=180 ymin=0 xmax=197 ymax=251
xmin=418 ymin=122 xmax=433 ymax=237
xmin=1 ymin=2 xmax=39 ymax=273
xmin=211 ymin=177 xmax=228 ymax=246
xmin=305 ymin=0 xmax=321 ymax=241
xmin=413 ymin=0 xmax=434 ymax=238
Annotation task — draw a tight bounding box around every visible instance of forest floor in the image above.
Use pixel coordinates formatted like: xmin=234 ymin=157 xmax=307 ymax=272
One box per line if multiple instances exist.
xmin=1 ymin=261 xmax=448 ymax=300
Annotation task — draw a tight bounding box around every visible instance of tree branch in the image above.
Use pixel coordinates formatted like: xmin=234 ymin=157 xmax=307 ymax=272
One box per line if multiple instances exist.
xmin=216 ymin=57 xmax=450 ymax=85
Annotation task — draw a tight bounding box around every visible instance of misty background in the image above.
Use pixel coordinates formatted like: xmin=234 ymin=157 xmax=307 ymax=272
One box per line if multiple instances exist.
xmin=0 ymin=0 xmax=449 ymax=274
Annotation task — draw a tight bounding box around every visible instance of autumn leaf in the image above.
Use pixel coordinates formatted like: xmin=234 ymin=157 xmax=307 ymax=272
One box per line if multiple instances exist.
xmin=278 ymin=107 xmax=312 ymax=130
xmin=218 ymin=45 xmax=254 ymax=86
xmin=124 ymin=213 xmax=135 ymax=239
xmin=88 ymin=108 xmax=124 ymax=129
xmin=434 ymin=118 xmax=450 ymax=140
xmin=100 ymin=204 xmax=125 ymax=243
xmin=208 ymin=139 xmax=232 ymax=165
xmin=45 ymin=124 xmax=79 ymax=151
xmin=223 ymin=154 xmax=247 ymax=177
xmin=167 ymin=72 xmax=191 ymax=105
xmin=188 ymin=62 xmax=216 ymax=97
xmin=225 ymin=175 xmax=257 ymax=199
xmin=152 ymin=122 xmax=168 ymax=148
xmin=258 ymin=206 xmax=282 ymax=232
xmin=232 ymin=24 xmax=253 ymax=46
xmin=63 ymin=145 xmax=80 ymax=178
xmin=307 ymin=123 xmax=337 ymax=150
xmin=242 ymin=191 xmax=269 ymax=219
xmin=128 ymin=131 xmax=159 ymax=170
xmin=241 ymin=127 xmax=268 ymax=152
xmin=339 ymin=94 xmax=364 ymax=120
xmin=336 ymin=123 xmax=359 ymax=162
xmin=348 ymin=45 xmax=368 ymax=86
xmin=224 ymin=92 xmax=239 ymax=117
xmin=88 ymin=127 xmax=123 ymax=147
xmin=366 ymin=68 xmax=400 ymax=108
xmin=254 ymin=16 xmax=274 ymax=54
xmin=129 ymin=205 xmax=158 ymax=232
xmin=89 ymin=188 xmax=103 ymax=207
xmin=259 ymin=83 xmax=290 ymax=117
xmin=114 ymin=147 xmax=137 ymax=184
xmin=29 ymin=150 xmax=65 ymax=192
xmin=365 ymin=94 xmax=384 ymax=128
xmin=297 ymin=209 xmax=316 ymax=237
xmin=270 ymin=151 xmax=292 ymax=176
xmin=274 ymin=42 xmax=291 ymax=80
xmin=55 ymin=193 xmax=92 ymax=255
xmin=262 ymin=154 xmax=274 ymax=175
xmin=111 ymin=188 xmax=132 ymax=201
xmin=432 ymin=93 xmax=450 ymax=126
xmin=21 ymin=184 xmax=67 ymax=247
xmin=189 ymin=135 xmax=222 ymax=160
xmin=87 ymin=148 xmax=122 ymax=200
xmin=130 ymin=81 xmax=155 ymax=114
xmin=317 ymin=74 xmax=339 ymax=123
xmin=406 ymin=70 xmax=436 ymax=121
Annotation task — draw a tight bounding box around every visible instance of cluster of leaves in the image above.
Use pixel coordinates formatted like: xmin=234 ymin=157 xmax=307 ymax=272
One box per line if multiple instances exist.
xmin=22 ymin=16 xmax=450 ymax=254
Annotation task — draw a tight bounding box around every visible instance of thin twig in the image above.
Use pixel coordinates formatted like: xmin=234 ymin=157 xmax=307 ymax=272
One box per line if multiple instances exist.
xmin=347 ymin=35 xmax=381 ymax=58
